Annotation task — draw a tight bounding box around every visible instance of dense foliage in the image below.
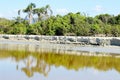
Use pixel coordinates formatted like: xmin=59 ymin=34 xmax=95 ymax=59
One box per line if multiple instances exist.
xmin=0 ymin=3 xmax=120 ymax=36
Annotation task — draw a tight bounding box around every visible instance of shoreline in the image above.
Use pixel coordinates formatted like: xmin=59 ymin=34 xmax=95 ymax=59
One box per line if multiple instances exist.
xmin=0 ymin=39 xmax=120 ymax=56
xmin=0 ymin=34 xmax=120 ymax=46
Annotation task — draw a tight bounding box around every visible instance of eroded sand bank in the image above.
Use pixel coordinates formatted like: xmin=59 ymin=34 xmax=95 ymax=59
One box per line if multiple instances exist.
xmin=0 ymin=39 xmax=120 ymax=56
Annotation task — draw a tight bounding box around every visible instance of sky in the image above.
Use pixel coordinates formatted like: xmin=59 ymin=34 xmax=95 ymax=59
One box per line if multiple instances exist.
xmin=0 ymin=0 xmax=120 ymax=19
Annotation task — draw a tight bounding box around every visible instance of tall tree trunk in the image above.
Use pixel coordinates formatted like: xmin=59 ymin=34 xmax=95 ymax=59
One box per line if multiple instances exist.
xmin=29 ymin=13 xmax=33 ymax=24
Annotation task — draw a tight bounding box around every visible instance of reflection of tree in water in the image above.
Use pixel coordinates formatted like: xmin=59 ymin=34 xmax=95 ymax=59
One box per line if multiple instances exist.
xmin=21 ymin=56 xmax=34 ymax=77
xmin=1 ymin=49 xmax=120 ymax=77
xmin=21 ymin=56 xmax=50 ymax=77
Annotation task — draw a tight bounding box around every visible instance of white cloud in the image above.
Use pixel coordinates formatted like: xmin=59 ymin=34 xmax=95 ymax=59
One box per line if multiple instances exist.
xmin=56 ymin=8 xmax=69 ymax=15
xmin=94 ymin=5 xmax=103 ymax=12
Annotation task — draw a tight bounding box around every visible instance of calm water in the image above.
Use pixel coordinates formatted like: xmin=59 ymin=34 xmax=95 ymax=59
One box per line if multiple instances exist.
xmin=0 ymin=43 xmax=120 ymax=80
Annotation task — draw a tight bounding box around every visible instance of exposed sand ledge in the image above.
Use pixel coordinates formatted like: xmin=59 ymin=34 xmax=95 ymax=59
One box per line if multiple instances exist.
xmin=0 ymin=39 xmax=120 ymax=56
xmin=0 ymin=34 xmax=120 ymax=46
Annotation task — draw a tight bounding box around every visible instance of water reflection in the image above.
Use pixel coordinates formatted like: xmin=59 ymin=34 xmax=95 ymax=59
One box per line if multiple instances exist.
xmin=0 ymin=43 xmax=120 ymax=80
xmin=0 ymin=49 xmax=120 ymax=78
xmin=21 ymin=56 xmax=50 ymax=77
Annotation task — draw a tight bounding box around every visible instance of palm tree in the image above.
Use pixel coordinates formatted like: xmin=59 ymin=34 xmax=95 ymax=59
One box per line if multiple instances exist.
xmin=44 ymin=5 xmax=53 ymax=17
xmin=23 ymin=3 xmax=36 ymax=24
xmin=33 ymin=7 xmax=45 ymax=21
xmin=18 ymin=9 xmax=21 ymax=16
xmin=33 ymin=5 xmax=53 ymax=22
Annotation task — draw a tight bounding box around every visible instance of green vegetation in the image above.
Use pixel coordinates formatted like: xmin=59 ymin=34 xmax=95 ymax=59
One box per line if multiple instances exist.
xmin=0 ymin=49 xmax=120 ymax=77
xmin=0 ymin=3 xmax=120 ymax=36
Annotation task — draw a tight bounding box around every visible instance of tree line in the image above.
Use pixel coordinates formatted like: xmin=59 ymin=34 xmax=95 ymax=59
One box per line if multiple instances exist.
xmin=0 ymin=3 xmax=120 ymax=36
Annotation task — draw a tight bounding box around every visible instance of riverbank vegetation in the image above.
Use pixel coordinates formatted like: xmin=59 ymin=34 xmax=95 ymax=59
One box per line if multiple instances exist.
xmin=0 ymin=3 xmax=120 ymax=36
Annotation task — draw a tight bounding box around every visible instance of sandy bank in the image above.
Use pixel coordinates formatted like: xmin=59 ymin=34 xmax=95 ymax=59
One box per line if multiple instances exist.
xmin=0 ymin=34 xmax=120 ymax=46
xmin=0 ymin=39 xmax=120 ymax=56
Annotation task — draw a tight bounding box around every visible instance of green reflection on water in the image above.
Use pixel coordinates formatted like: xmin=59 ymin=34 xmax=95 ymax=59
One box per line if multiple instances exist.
xmin=0 ymin=49 xmax=120 ymax=77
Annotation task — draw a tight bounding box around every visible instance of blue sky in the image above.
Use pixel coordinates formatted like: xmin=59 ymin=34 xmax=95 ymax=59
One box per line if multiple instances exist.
xmin=0 ymin=0 xmax=120 ymax=19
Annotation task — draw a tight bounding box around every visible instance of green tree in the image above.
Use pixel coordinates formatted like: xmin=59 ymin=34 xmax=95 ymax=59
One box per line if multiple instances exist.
xmin=23 ymin=3 xmax=36 ymax=24
xmin=11 ymin=23 xmax=27 ymax=34
xmin=33 ymin=5 xmax=53 ymax=22
xmin=90 ymin=24 xmax=101 ymax=36
xmin=96 ymin=14 xmax=112 ymax=24
xmin=111 ymin=25 xmax=120 ymax=37
xmin=115 ymin=14 xmax=120 ymax=24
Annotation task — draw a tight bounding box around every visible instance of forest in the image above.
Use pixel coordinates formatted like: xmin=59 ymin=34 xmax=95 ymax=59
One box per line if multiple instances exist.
xmin=0 ymin=3 xmax=120 ymax=37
